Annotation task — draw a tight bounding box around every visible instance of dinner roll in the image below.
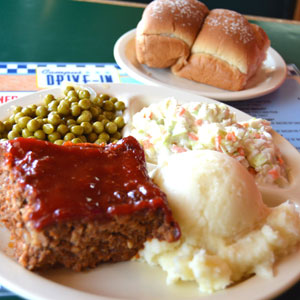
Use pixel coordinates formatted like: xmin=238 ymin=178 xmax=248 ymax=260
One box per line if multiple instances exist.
xmin=135 ymin=0 xmax=209 ymax=69
xmin=172 ymin=9 xmax=270 ymax=91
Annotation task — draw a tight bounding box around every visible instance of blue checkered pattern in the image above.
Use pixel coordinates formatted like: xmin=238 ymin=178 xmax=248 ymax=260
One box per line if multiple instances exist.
xmin=0 ymin=63 xmax=120 ymax=75
xmin=0 ymin=63 xmax=38 ymax=75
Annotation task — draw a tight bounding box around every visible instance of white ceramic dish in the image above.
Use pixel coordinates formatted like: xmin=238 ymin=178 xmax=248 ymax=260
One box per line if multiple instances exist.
xmin=114 ymin=29 xmax=287 ymax=101
xmin=0 ymin=83 xmax=299 ymax=300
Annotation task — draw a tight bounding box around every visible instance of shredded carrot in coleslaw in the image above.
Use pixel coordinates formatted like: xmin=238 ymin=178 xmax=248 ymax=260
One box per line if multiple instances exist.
xmin=268 ymin=168 xmax=280 ymax=180
xmin=215 ymin=135 xmax=222 ymax=151
xmin=171 ymin=144 xmax=187 ymax=153
xmin=188 ymin=132 xmax=199 ymax=141
xmin=226 ymin=132 xmax=237 ymax=142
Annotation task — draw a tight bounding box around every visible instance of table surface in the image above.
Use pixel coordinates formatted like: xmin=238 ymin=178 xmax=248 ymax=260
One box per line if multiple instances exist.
xmin=0 ymin=0 xmax=300 ymax=299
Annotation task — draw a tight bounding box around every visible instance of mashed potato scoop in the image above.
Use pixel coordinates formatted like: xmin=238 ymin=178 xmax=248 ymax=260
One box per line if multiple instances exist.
xmin=154 ymin=150 xmax=269 ymax=247
xmin=138 ymin=150 xmax=300 ymax=293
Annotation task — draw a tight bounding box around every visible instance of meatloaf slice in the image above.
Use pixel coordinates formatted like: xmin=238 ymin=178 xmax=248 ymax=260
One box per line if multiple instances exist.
xmin=0 ymin=136 xmax=180 ymax=271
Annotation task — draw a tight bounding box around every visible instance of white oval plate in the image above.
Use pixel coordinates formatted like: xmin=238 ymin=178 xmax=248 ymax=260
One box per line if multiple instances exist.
xmin=0 ymin=83 xmax=299 ymax=300
xmin=114 ymin=29 xmax=287 ymax=101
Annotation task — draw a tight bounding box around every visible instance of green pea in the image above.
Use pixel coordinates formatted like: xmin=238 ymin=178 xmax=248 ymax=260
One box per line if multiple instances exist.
xmin=48 ymin=131 xmax=61 ymax=142
xmin=77 ymin=110 xmax=92 ymax=123
xmin=67 ymin=119 xmax=77 ymax=126
xmin=27 ymin=119 xmax=41 ymax=132
xmin=34 ymin=117 xmax=44 ymax=128
xmin=88 ymin=132 xmax=98 ymax=143
xmin=57 ymin=102 xmax=70 ymax=115
xmin=14 ymin=112 xmax=25 ymax=123
xmin=36 ymin=105 xmax=48 ymax=117
xmin=98 ymin=132 xmax=110 ymax=142
xmin=71 ymin=105 xmax=81 ymax=117
xmin=64 ymin=86 xmax=75 ymax=95
xmin=21 ymin=107 xmax=34 ymax=117
xmin=70 ymin=125 xmax=84 ymax=136
xmin=44 ymin=94 xmax=54 ymax=105
xmin=8 ymin=114 xmax=15 ymax=123
xmin=12 ymin=106 xmax=22 ymax=114
xmin=60 ymin=99 xmax=69 ymax=106
xmin=7 ymin=131 xmax=20 ymax=139
xmin=57 ymin=124 xmax=69 ymax=136
xmin=114 ymin=116 xmax=125 ymax=129
xmin=48 ymin=112 xmax=61 ymax=126
xmin=114 ymin=101 xmax=125 ymax=111
xmin=90 ymin=106 xmax=101 ymax=118
xmin=103 ymin=100 xmax=114 ymax=111
xmin=22 ymin=128 xmax=32 ymax=138
xmin=95 ymin=138 xmax=106 ymax=145
xmin=99 ymin=94 xmax=110 ymax=101
xmin=17 ymin=116 xmax=31 ymax=129
xmin=34 ymin=130 xmax=46 ymax=140
xmin=78 ymin=90 xmax=90 ymax=99
xmin=92 ymin=97 xmax=104 ymax=107
xmin=48 ymin=100 xmax=59 ymax=112
xmin=81 ymin=122 xmax=93 ymax=134
xmin=109 ymin=137 xmax=119 ymax=143
xmin=71 ymin=138 xmax=82 ymax=143
xmin=79 ymin=135 xmax=87 ymax=143
xmin=105 ymin=122 xmax=118 ymax=134
xmin=78 ymin=98 xmax=91 ymax=110
xmin=0 ymin=121 xmax=5 ymax=133
xmin=103 ymin=111 xmax=115 ymax=121
xmin=42 ymin=123 xmax=55 ymax=134
xmin=4 ymin=121 xmax=13 ymax=131
xmin=92 ymin=121 xmax=104 ymax=134
xmin=12 ymin=124 xmax=22 ymax=133
xmin=97 ymin=115 xmax=106 ymax=122
xmin=109 ymin=97 xmax=118 ymax=103
xmin=54 ymin=139 xmax=64 ymax=145
xmin=64 ymin=132 xmax=75 ymax=141
xmin=68 ymin=96 xmax=79 ymax=103
xmin=29 ymin=104 xmax=37 ymax=112
xmin=101 ymin=118 xmax=109 ymax=126
xmin=112 ymin=131 xmax=122 ymax=140
xmin=67 ymin=90 xmax=78 ymax=98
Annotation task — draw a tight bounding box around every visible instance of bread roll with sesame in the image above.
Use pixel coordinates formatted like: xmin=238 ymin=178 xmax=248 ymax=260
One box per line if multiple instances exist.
xmin=135 ymin=0 xmax=209 ymax=69
xmin=172 ymin=9 xmax=270 ymax=91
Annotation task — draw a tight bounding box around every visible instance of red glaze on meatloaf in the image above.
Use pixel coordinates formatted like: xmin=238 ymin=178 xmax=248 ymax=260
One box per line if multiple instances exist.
xmin=0 ymin=136 xmax=180 ymax=270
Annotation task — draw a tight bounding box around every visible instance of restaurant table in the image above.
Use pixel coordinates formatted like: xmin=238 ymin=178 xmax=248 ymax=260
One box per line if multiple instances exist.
xmin=0 ymin=0 xmax=300 ymax=299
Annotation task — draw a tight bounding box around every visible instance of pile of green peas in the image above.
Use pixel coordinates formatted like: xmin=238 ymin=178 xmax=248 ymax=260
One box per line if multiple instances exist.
xmin=0 ymin=86 xmax=126 ymax=145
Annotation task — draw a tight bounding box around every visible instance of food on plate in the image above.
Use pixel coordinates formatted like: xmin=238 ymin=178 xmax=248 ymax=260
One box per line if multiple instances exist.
xmin=138 ymin=150 xmax=300 ymax=293
xmin=1 ymin=84 xmax=298 ymax=296
xmin=0 ymin=85 xmax=126 ymax=145
xmin=135 ymin=0 xmax=271 ymax=91
xmin=0 ymin=136 xmax=180 ymax=270
xmin=129 ymin=98 xmax=288 ymax=186
xmin=172 ymin=9 xmax=270 ymax=90
xmin=135 ymin=0 xmax=209 ymax=70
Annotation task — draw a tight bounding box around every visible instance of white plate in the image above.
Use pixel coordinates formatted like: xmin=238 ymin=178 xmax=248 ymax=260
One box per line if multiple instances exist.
xmin=0 ymin=83 xmax=300 ymax=300
xmin=114 ymin=29 xmax=287 ymax=101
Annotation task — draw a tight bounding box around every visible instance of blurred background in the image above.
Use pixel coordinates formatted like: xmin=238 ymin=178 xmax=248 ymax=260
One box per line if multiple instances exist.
xmin=120 ymin=0 xmax=300 ymax=20
xmin=0 ymin=0 xmax=299 ymax=64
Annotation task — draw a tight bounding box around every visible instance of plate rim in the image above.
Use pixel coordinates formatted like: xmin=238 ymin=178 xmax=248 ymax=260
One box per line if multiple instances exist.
xmin=113 ymin=29 xmax=287 ymax=101
xmin=0 ymin=83 xmax=299 ymax=300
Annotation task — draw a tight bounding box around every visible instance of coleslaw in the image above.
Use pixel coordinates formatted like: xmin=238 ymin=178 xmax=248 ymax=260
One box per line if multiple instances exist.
xmin=129 ymin=98 xmax=288 ymax=186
